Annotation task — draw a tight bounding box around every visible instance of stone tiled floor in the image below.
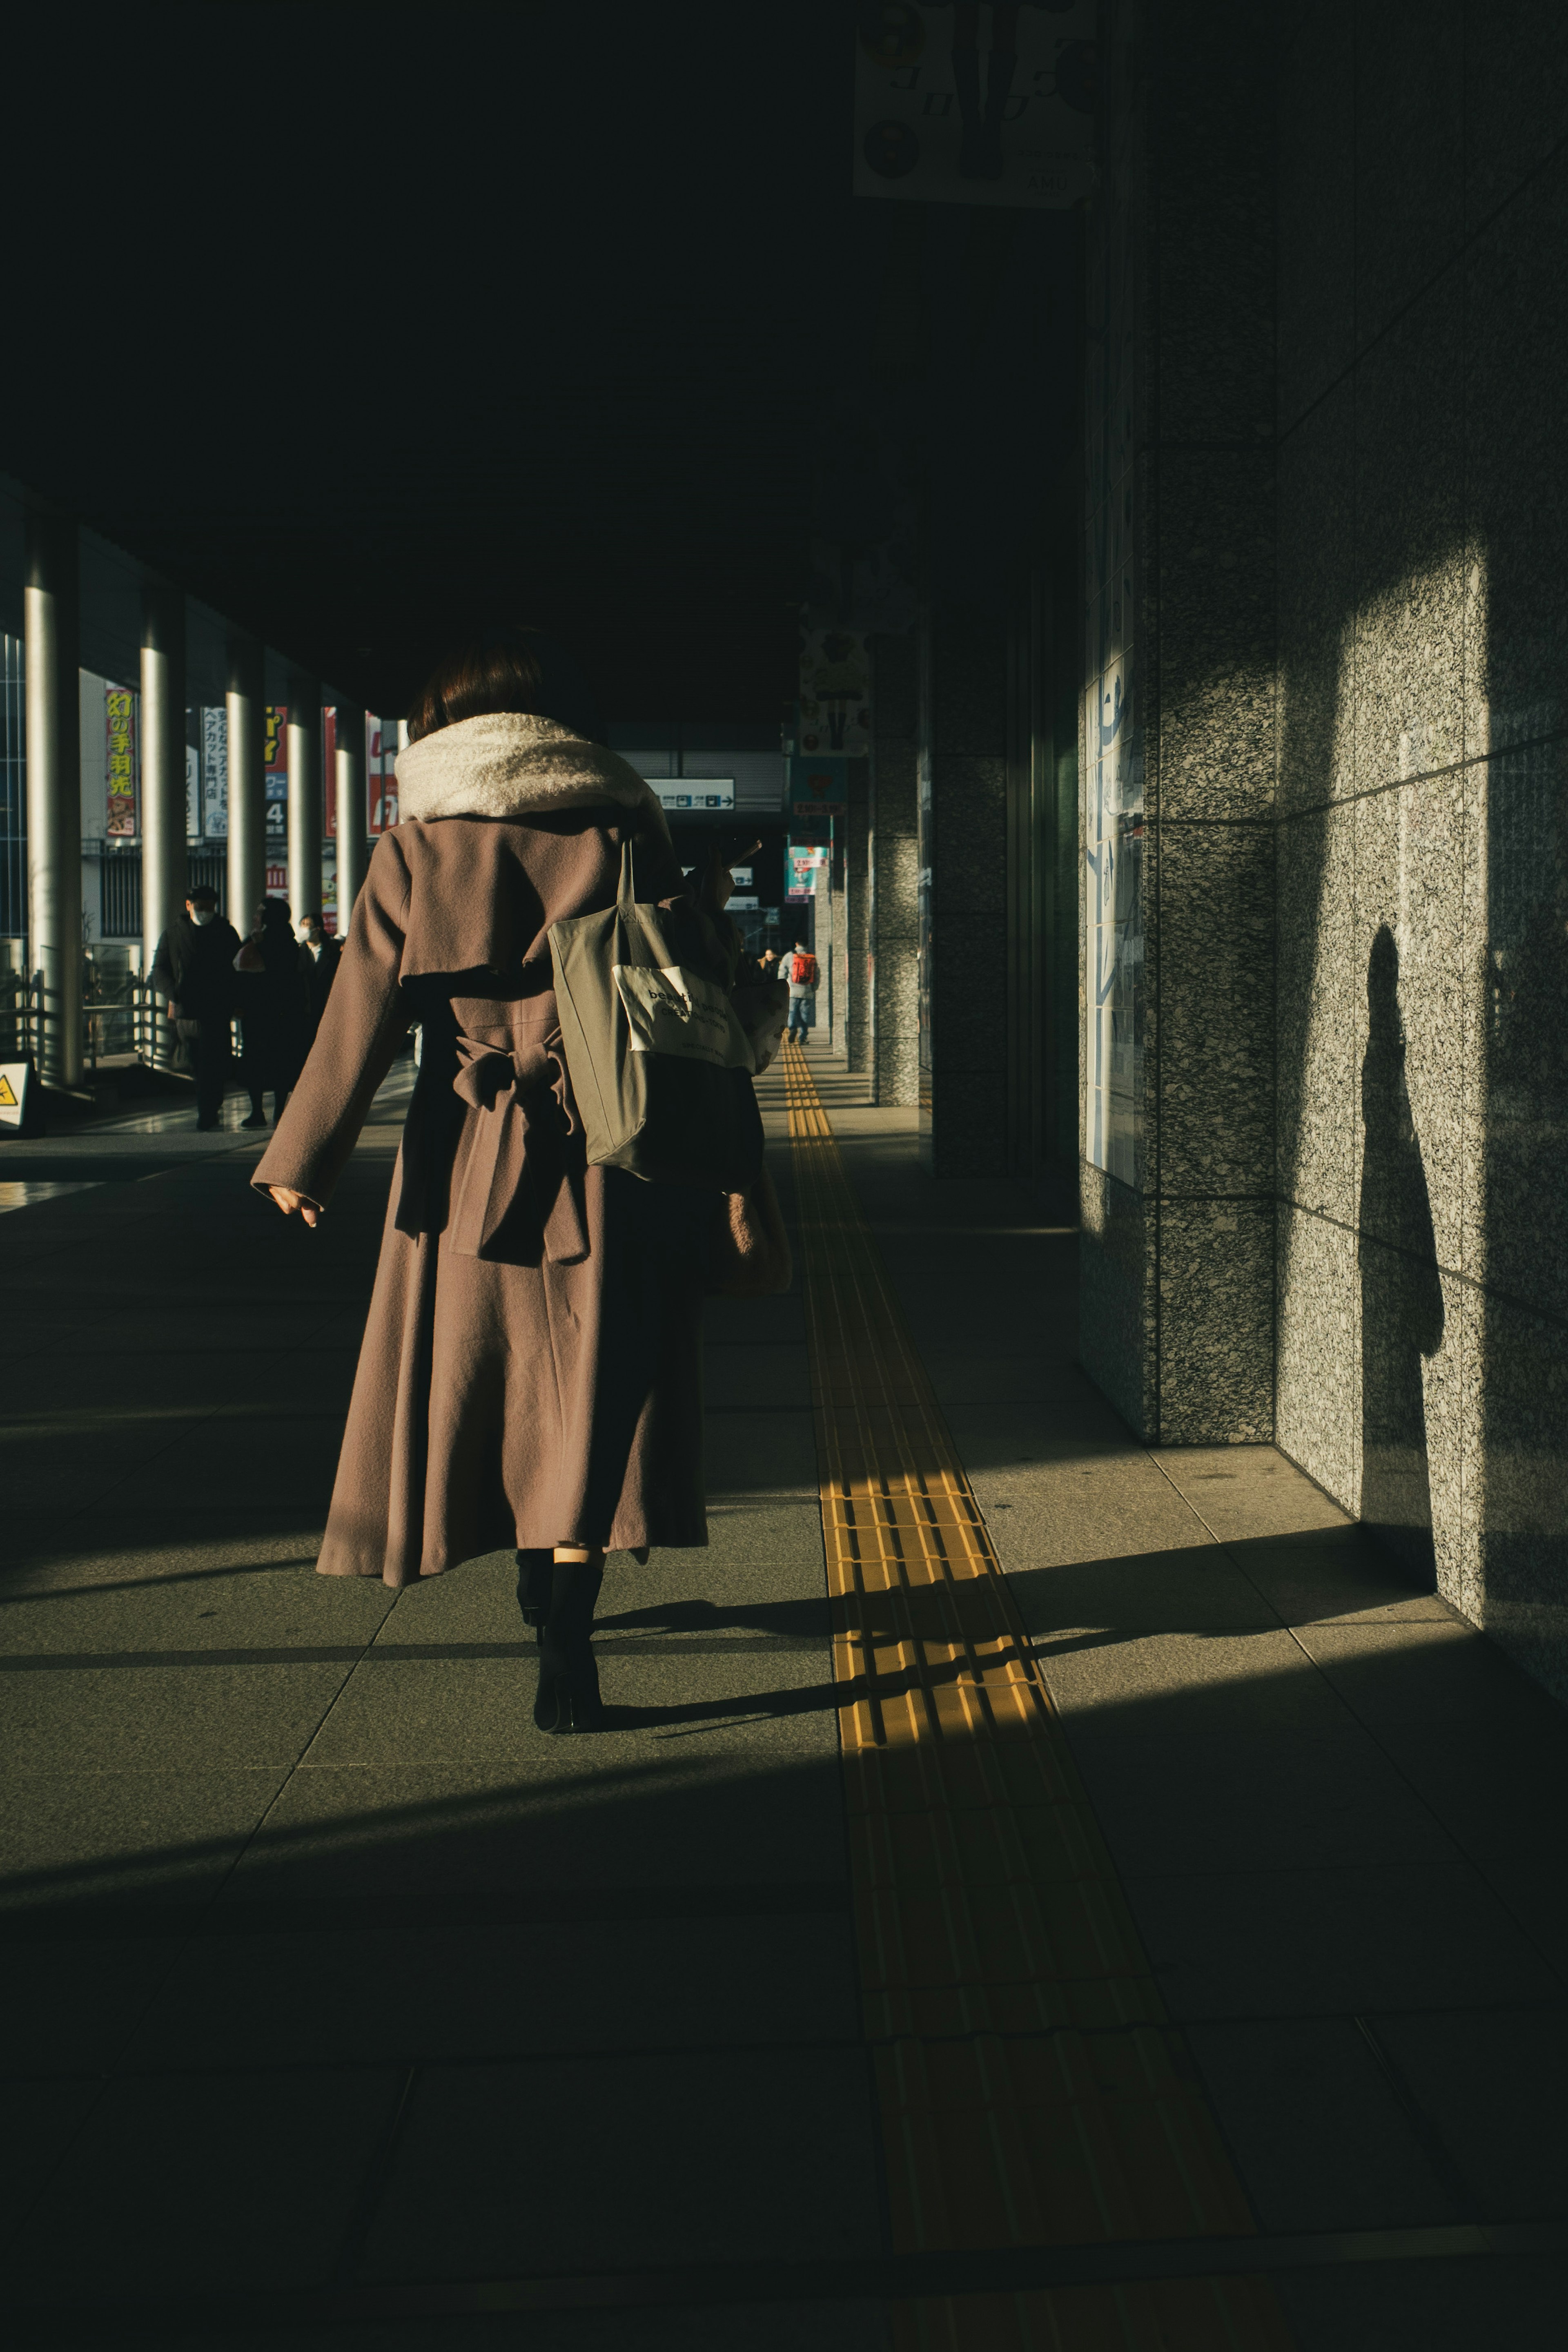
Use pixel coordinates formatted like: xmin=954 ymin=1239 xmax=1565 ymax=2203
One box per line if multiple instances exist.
xmin=0 ymin=1051 xmax=1564 ymax=2347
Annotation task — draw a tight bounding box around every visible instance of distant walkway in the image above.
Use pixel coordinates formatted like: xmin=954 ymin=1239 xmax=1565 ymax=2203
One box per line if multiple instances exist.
xmin=1 ymin=1042 xmax=1563 ymax=2348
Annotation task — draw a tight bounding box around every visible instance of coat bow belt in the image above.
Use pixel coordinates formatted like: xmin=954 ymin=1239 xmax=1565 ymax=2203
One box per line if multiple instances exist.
xmin=443 ymin=1032 xmax=589 ymax=1264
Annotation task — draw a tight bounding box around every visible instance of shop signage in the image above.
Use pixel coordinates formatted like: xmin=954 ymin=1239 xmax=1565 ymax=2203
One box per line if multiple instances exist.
xmin=202 ymin=706 xmax=228 ymax=839
xmin=264 ymin=705 xmax=288 ymax=836
xmin=791 ymin=756 xmax=848 ymax=819
xmin=787 ymin=844 xmax=829 ymax=900
xmin=105 ymin=687 xmax=136 ymax=837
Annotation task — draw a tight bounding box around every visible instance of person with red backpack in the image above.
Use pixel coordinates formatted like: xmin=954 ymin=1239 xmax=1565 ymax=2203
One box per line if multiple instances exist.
xmin=782 ymin=942 xmax=819 ymax=1043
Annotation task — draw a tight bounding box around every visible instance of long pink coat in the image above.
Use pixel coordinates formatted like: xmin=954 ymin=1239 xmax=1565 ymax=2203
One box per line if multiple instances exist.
xmin=254 ymin=805 xmax=718 ymax=1586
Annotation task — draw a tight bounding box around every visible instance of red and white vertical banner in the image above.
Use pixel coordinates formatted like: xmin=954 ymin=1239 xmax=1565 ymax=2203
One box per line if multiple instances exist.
xmin=368 ymin=715 xmax=400 ymax=832
xmin=323 ymin=706 xmax=338 ymax=836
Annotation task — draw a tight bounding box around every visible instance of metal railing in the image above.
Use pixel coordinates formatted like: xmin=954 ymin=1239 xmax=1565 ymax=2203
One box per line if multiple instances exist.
xmin=0 ymin=970 xmax=204 ymax=1080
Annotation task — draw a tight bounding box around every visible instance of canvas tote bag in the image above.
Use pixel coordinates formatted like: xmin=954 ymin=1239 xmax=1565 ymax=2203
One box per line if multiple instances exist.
xmin=549 ymin=841 xmax=763 ymax=1191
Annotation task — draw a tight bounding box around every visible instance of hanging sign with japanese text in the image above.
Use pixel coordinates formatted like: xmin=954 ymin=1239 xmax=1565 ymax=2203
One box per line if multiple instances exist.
xmin=790 ymin=756 xmax=848 ymax=822
xmin=105 ymin=687 xmax=136 ymax=838
xmin=264 ymin=706 xmax=288 ymax=837
xmin=202 ymin=707 xmax=228 ymax=839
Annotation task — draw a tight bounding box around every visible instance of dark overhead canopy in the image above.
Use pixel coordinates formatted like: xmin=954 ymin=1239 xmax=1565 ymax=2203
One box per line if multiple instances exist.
xmin=2 ymin=2 xmax=861 ymax=719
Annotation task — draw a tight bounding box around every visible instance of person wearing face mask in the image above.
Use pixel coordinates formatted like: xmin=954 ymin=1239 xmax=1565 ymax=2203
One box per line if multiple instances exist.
xmin=296 ymin=912 xmax=343 ymax=1043
xmin=148 ymin=883 xmax=244 ymax=1129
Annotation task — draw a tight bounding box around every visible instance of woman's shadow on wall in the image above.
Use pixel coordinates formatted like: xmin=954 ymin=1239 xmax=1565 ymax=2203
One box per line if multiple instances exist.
xmin=1360 ymin=925 xmax=1445 ymax=1587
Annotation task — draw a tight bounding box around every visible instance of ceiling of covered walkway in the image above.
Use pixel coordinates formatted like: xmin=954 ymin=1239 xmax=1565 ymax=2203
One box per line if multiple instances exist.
xmin=2 ymin=2 xmax=864 ymax=720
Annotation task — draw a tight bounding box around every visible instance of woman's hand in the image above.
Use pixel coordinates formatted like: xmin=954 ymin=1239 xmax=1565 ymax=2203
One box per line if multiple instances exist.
xmin=267 ymin=1186 xmax=322 ymax=1227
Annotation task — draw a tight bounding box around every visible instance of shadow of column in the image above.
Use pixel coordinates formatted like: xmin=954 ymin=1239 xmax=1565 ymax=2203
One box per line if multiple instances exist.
xmin=1359 ymin=925 xmax=1443 ymax=1585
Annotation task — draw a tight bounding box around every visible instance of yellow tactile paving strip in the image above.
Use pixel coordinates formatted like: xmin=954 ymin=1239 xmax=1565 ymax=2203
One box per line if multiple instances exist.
xmin=779 ymin=1043 xmax=1296 ymax=2352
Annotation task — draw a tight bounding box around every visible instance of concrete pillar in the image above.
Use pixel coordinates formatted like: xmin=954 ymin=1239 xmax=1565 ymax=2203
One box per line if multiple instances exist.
xmin=141 ymin=582 xmax=187 ymax=1006
xmin=286 ymin=675 xmax=322 ymax=921
xmin=225 ymin=635 xmax=265 ymax=936
xmin=334 ymin=704 xmax=369 ymax=926
xmin=22 ymin=506 xmax=82 ymax=1089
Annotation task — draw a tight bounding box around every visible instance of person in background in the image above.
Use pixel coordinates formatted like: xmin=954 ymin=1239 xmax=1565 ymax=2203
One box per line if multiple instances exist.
xmin=297 ymin=912 xmax=342 ymax=1042
xmin=782 ymin=939 xmax=819 ymax=1043
xmin=235 ymin=897 xmax=311 ymax=1129
xmin=148 ymin=882 xmax=242 ymax=1130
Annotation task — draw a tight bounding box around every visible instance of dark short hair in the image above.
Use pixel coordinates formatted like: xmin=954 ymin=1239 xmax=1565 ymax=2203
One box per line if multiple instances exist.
xmin=261 ymin=897 xmax=293 ymax=928
xmin=187 ymin=884 xmax=218 ymax=907
xmin=405 ymin=624 xmax=602 ymax=746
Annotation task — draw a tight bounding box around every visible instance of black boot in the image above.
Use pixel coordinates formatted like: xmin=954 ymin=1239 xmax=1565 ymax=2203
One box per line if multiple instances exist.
xmin=516 ymin=1549 xmax=553 ymax=1634
xmin=534 ymin=1557 xmax=605 ymax=1734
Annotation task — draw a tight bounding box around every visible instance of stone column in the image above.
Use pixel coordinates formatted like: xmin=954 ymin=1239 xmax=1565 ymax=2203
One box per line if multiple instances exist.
xmin=334 ymin=703 xmax=369 ymax=928
xmin=868 ymin=630 xmax=921 ymax=1106
xmin=1078 ymin=0 xmax=1276 ymax=1442
xmin=141 ymin=582 xmax=187 ymax=1025
xmin=225 ymin=635 xmax=265 ymax=936
xmin=286 ymin=676 xmax=322 ymax=923
xmin=22 ymin=506 xmax=82 ymax=1088
xmin=843 ymin=756 xmax=871 ymax=1074
xmin=919 ymin=605 xmax=1010 ymax=1175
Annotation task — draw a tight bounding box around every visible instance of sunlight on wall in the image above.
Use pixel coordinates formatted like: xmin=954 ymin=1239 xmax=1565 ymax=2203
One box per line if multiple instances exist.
xmin=1275 ymin=553 xmax=1487 ymax=1625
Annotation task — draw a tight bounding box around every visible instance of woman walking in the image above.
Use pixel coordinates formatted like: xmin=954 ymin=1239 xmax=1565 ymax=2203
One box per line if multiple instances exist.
xmin=253 ymin=627 xmax=742 ymax=1731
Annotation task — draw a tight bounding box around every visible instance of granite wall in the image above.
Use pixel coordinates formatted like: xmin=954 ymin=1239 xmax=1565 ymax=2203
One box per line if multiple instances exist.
xmin=1079 ymin=0 xmax=1277 ymax=1443
xmin=1274 ymin=0 xmax=1568 ymax=1694
xmin=869 ymin=631 xmax=921 ymax=1107
xmin=1079 ymin=0 xmax=1568 ymax=1699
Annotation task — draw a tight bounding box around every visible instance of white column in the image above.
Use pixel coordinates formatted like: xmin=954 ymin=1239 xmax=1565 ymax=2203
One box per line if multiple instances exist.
xmin=286 ymin=676 xmax=321 ymax=921
xmin=23 ymin=506 xmax=82 ymax=1088
xmin=225 ymin=635 xmax=264 ymax=936
xmin=334 ymin=703 xmax=369 ymax=926
xmin=140 ymin=582 xmax=186 ymax=1028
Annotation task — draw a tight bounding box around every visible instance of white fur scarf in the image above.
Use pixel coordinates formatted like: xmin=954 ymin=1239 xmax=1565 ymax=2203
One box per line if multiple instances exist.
xmin=394 ymin=711 xmax=669 ymax=837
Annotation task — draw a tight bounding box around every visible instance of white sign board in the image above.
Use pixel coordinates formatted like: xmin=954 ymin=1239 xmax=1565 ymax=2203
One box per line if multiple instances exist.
xmin=653 ymin=779 xmax=734 ymax=813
